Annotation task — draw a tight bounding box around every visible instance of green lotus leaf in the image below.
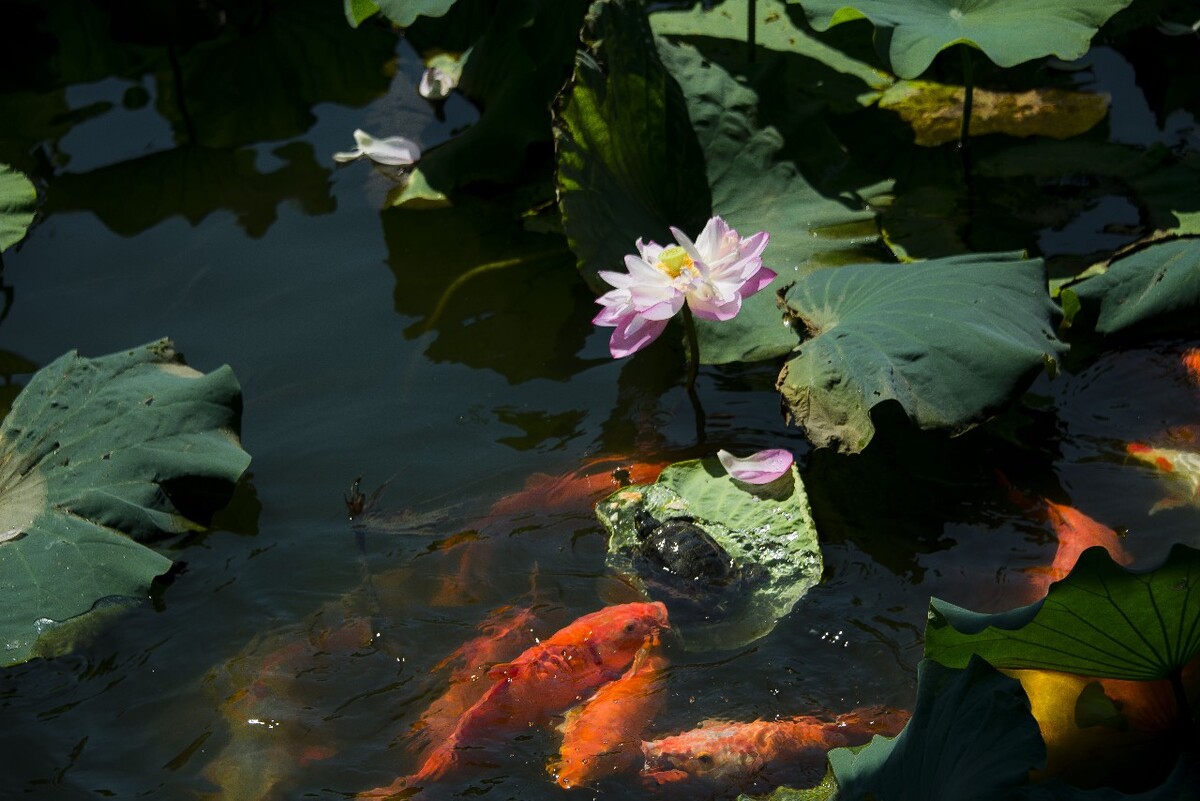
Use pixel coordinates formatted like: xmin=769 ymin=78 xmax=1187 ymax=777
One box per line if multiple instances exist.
xmin=777 ymin=252 xmax=1065 ymax=453
xmin=0 ymin=340 xmax=251 ymax=666
xmin=796 ymin=0 xmax=1135 ymax=79
xmin=925 ymin=543 xmax=1200 ymax=681
xmin=0 ymin=164 xmax=37 ymax=253
xmin=554 ymin=0 xmax=713 ymax=293
xmin=345 ymin=0 xmax=457 ymax=27
xmin=828 ymin=657 xmax=1044 ymax=800
xmin=556 ymin=0 xmax=886 ymax=364
xmin=596 ymin=457 xmax=821 ymax=652
xmin=1060 ymin=236 xmax=1200 ymax=336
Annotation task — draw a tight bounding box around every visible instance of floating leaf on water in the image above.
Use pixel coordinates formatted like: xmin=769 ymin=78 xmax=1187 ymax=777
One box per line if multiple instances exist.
xmin=597 ymin=457 xmax=821 ymax=652
xmin=877 ymin=81 xmax=1110 ymax=147
xmin=0 ymin=339 xmax=250 ymax=666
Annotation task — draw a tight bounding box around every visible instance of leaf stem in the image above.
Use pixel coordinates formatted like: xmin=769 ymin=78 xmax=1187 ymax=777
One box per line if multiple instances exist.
xmin=423 ymin=248 xmax=569 ymax=332
xmin=747 ymin=0 xmax=757 ymax=63
xmin=959 ymin=44 xmax=975 ymax=247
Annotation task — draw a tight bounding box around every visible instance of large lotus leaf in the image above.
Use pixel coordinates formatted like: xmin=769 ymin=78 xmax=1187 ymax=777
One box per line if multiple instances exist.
xmin=659 ymin=34 xmax=888 ymax=364
xmin=796 ymin=0 xmax=1135 ymax=79
xmin=828 ymin=656 xmax=1044 ymax=801
xmin=596 ymin=458 xmax=821 ymax=652
xmin=392 ymin=0 xmax=588 ymax=206
xmin=345 ymin=0 xmax=457 ymax=27
xmin=0 ymin=164 xmax=36 ymax=252
xmin=650 ymin=0 xmax=892 ymax=96
xmin=777 ymin=253 xmax=1065 ymax=453
xmin=0 ymin=340 xmax=250 ymax=666
xmin=1060 ymin=237 xmax=1200 ymax=336
xmin=554 ymin=0 xmax=713 ymax=292
xmin=925 ymin=544 xmax=1200 ymax=681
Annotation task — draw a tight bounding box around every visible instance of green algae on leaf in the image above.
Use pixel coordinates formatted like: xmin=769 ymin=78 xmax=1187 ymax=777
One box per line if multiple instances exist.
xmin=597 ymin=457 xmax=821 ymax=652
xmin=777 ymin=252 xmax=1065 ymax=453
xmin=0 ymin=340 xmax=250 ymax=666
xmin=796 ymin=0 xmax=1135 ymax=79
xmin=925 ymin=543 xmax=1200 ymax=682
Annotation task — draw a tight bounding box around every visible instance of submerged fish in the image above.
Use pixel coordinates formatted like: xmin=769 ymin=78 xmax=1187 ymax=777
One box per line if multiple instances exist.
xmin=361 ymin=601 xmax=670 ymax=795
xmin=1183 ymin=348 xmax=1200 ymax=389
xmin=641 ymin=705 xmax=909 ymax=795
xmin=408 ymin=605 xmax=540 ymax=757
xmin=549 ymin=643 xmax=669 ymax=789
xmin=1126 ymin=442 xmax=1200 ymax=513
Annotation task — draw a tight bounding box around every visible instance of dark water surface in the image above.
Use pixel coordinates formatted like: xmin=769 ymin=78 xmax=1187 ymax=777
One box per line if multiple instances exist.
xmin=2 ymin=3 xmax=1198 ymax=799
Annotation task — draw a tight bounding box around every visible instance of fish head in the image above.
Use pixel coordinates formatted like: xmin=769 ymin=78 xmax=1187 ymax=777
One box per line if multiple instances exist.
xmin=641 ymin=722 xmax=765 ymax=785
xmin=594 ymin=601 xmax=670 ymax=653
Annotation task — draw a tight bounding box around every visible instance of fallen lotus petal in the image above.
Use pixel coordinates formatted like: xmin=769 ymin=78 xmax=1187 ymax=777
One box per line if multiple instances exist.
xmin=419 ymin=66 xmax=455 ymax=100
xmin=717 ymin=448 xmax=793 ymax=484
xmin=332 ymin=129 xmax=420 ymax=166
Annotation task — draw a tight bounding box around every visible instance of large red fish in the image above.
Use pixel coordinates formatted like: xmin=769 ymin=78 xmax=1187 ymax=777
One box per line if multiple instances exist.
xmin=360 ymin=601 xmax=670 ymax=796
xmin=641 ymin=705 xmax=909 ymax=794
xmin=549 ymin=643 xmax=669 ymax=789
xmin=407 ymin=605 xmax=540 ymax=758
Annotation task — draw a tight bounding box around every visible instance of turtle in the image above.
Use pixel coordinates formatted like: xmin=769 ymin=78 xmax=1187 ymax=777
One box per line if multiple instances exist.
xmin=630 ymin=509 xmax=767 ymax=621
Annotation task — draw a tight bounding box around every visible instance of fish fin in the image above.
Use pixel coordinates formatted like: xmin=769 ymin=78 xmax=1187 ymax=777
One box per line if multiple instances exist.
xmin=1149 ymin=497 xmax=1186 ymax=514
xmin=487 ymin=662 xmax=519 ymax=681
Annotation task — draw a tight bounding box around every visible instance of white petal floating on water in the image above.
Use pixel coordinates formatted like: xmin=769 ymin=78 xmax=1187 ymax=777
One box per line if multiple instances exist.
xmin=332 ymin=129 xmax=421 ymax=166
xmin=717 ymin=448 xmax=793 ymax=484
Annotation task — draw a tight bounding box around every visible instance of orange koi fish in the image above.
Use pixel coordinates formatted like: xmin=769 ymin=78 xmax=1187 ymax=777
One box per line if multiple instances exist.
xmin=484 ymin=454 xmax=669 ymax=519
xmin=1126 ymin=442 xmax=1200 ymax=513
xmin=431 ymin=454 xmax=669 ymax=606
xmin=1020 ymin=500 xmax=1133 ymax=601
xmin=549 ymin=643 xmax=669 ymax=789
xmin=361 ymin=602 xmax=670 ymax=796
xmin=408 ymin=605 xmax=540 ymax=757
xmin=641 ymin=705 xmax=909 ymax=793
xmin=1183 ymin=348 xmax=1200 ymax=388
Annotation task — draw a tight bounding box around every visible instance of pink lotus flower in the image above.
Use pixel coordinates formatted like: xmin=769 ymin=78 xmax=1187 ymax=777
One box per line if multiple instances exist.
xmin=717 ymin=448 xmax=793 ymax=484
xmin=593 ymin=217 xmax=774 ymax=358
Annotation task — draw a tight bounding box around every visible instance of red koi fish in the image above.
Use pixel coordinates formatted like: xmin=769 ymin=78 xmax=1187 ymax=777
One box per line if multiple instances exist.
xmin=408 ymin=605 xmax=540 ymax=757
xmin=1126 ymin=442 xmax=1200 ymax=513
xmin=1020 ymin=500 xmax=1133 ymax=601
xmin=361 ymin=602 xmax=670 ymax=796
xmin=641 ymin=705 xmax=909 ymax=793
xmin=549 ymin=643 xmax=669 ymax=789
xmin=431 ymin=455 xmax=669 ymax=606
xmin=484 ymin=454 xmax=670 ymax=519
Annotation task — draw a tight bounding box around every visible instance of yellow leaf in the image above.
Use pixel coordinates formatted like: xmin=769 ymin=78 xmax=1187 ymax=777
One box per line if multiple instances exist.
xmin=879 ymin=81 xmax=1110 ymax=146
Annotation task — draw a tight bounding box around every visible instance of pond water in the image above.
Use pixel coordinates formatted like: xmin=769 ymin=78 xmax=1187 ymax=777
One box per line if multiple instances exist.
xmin=1 ymin=3 xmax=1197 ymax=799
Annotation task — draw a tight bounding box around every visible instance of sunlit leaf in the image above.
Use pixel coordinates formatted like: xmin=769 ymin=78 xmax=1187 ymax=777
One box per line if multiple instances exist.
xmin=0 ymin=340 xmax=250 ymax=666
xmin=777 ymin=253 xmax=1065 ymax=453
xmin=796 ymin=0 xmax=1135 ymax=79
xmin=828 ymin=657 xmax=1045 ymax=801
xmin=878 ymin=81 xmax=1109 ymax=146
xmin=0 ymin=164 xmax=36 ymax=252
xmin=348 ymin=0 xmax=457 ymax=27
xmin=1061 ymin=236 xmax=1200 ymax=336
xmin=554 ymin=0 xmax=713 ymax=292
xmin=597 ymin=457 xmax=821 ymax=651
xmin=925 ymin=543 xmax=1200 ymax=681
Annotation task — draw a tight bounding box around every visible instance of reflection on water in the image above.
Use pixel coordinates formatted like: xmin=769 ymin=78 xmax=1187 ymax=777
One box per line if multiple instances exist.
xmin=0 ymin=0 xmax=1198 ymax=797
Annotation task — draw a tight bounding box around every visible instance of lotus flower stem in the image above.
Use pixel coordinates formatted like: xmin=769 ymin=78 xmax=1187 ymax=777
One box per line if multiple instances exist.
xmin=681 ymin=304 xmax=699 ymax=393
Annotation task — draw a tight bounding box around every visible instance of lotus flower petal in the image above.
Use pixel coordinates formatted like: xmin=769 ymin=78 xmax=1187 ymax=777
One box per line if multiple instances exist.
xmin=332 ymin=129 xmax=421 ymax=166
xmin=717 ymin=448 xmax=793 ymax=484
